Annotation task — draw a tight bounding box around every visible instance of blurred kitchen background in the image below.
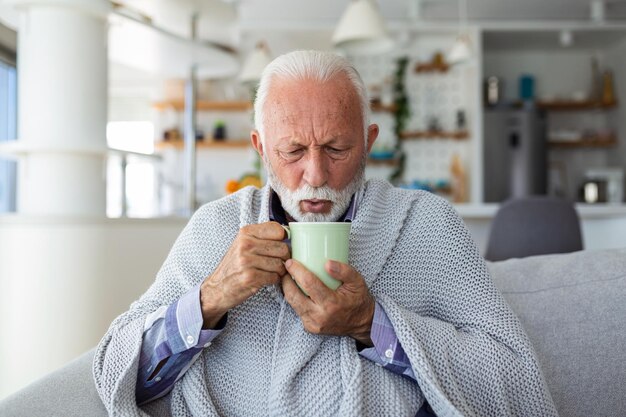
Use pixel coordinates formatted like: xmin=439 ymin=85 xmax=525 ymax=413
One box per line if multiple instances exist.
xmin=2 ymin=0 xmax=626 ymax=399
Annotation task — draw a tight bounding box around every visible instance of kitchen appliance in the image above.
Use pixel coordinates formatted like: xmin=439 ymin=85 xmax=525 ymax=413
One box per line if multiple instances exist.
xmin=483 ymin=108 xmax=547 ymax=202
xmin=580 ymin=180 xmax=607 ymax=204
xmin=484 ymin=76 xmax=502 ymax=106
xmin=519 ymin=74 xmax=535 ymax=101
xmin=584 ymin=168 xmax=623 ymax=203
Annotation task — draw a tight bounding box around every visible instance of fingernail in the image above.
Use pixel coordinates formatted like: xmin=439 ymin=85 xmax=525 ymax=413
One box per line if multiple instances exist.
xmin=328 ymin=260 xmax=340 ymax=273
xmin=284 ymin=259 xmax=292 ymax=268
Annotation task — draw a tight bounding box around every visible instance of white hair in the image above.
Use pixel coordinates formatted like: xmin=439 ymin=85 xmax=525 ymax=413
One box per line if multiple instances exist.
xmin=253 ymin=50 xmax=371 ymax=145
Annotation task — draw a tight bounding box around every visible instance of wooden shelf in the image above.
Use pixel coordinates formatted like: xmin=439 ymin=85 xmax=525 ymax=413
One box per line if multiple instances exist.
xmin=549 ymin=135 xmax=618 ymax=149
xmin=400 ymin=130 xmax=469 ymax=140
xmin=538 ymin=100 xmax=617 ymax=111
xmin=367 ymin=157 xmax=400 ymax=167
xmin=414 ymin=62 xmax=449 ymax=73
xmin=153 ymin=100 xmax=252 ymax=112
xmin=155 ymin=140 xmax=251 ymax=150
xmin=509 ymin=100 xmax=618 ymax=111
xmin=370 ymin=102 xmax=397 ymax=113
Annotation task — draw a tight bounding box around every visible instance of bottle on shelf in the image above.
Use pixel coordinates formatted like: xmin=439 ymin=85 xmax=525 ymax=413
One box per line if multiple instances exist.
xmin=450 ymin=153 xmax=468 ymax=203
xmin=601 ymin=70 xmax=616 ymax=106
xmin=484 ymin=76 xmax=501 ymax=107
xmin=590 ymin=56 xmax=601 ymax=103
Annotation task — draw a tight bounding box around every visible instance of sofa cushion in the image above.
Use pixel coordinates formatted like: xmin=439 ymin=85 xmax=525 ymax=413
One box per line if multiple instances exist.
xmin=488 ymin=248 xmax=626 ymax=417
xmin=0 ymin=349 xmax=107 ymax=417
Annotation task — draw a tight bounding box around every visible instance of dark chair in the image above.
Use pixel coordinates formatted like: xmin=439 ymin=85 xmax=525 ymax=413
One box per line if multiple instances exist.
xmin=485 ymin=196 xmax=583 ymax=261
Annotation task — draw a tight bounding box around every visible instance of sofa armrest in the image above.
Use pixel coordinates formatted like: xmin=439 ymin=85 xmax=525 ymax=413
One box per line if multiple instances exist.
xmin=0 ymin=349 xmax=107 ymax=417
xmin=488 ymin=248 xmax=626 ymax=417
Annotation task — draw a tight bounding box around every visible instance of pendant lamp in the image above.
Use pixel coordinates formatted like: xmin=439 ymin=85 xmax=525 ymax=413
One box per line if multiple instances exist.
xmin=332 ymin=0 xmax=394 ymax=55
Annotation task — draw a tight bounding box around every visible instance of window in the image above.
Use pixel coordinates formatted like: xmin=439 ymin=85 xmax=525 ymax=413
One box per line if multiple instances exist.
xmin=106 ymin=121 xmax=159 ymax=218
xmin=0 ymin=60 xmax=17 ymax=213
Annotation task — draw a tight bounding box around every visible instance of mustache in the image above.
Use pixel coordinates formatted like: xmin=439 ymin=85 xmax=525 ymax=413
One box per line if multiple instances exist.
xmin=288 ymin=183 xmax=345 ymax=203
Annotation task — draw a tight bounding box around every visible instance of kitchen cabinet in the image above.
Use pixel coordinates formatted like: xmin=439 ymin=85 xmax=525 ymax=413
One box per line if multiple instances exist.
xmin=482 ymin=25 xmax=626 ymax=203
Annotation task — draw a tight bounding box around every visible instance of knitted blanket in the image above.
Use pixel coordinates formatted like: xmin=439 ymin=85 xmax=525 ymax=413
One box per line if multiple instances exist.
xmin=93 ymin=179 xmax=557 ymax=417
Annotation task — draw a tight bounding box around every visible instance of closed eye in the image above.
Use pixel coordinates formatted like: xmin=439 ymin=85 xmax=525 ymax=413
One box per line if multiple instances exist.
xmin=325 ymin=146 xmax=350 ymax=159
xmin=279 ymin=148 xmax=305 ymax=161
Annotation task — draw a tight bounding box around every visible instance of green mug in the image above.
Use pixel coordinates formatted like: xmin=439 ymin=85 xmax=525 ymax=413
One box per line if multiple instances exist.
xmin=285 ymin=222 xmax=351 ymax=291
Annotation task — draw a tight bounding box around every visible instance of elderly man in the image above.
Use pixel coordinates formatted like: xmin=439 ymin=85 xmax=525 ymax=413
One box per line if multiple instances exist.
xmin=94 ymin=50 xmax=557 ymax=417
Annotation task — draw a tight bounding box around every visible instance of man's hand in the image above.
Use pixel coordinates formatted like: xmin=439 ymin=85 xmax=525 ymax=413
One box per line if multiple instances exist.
xmin=282 ymin=259 xmax=375 ymax=346
xmin=200 ymin=222 xmax=290 ymax=329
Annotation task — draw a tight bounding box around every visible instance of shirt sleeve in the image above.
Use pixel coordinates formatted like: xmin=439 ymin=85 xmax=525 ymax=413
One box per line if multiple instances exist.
xmin=358 ymin=301 xmax=416 ymax=381
xmin=135 ymin=284 xmax=226 ymax=405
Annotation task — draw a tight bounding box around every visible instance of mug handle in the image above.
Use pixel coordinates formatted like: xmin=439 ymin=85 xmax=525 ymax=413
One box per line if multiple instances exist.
xmin=280 ymin=225 xmax=290 ymax=240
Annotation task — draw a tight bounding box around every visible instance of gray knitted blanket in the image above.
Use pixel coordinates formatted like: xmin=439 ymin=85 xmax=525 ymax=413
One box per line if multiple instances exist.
xmin=93 ymin=179 xmax=557 ymax=417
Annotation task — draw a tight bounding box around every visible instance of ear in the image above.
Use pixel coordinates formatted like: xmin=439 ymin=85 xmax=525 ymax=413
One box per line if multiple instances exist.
xmin=251 ymin=129 xmax=264 ymax=158
xmin=366 ymin=124 xmax=379 ymax=154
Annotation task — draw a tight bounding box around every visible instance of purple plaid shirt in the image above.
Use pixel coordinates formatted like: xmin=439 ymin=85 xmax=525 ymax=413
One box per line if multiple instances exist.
xmin=135 ymin=190 xmax=417 ymax=407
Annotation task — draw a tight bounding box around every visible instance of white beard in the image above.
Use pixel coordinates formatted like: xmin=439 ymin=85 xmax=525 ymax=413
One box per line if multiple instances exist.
xmin=265 ymin=156 xmax=365 ymax=222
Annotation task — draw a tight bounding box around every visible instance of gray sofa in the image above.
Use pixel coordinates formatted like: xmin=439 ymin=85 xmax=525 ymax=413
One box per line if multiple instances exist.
xmin=1 ymin=248 xmax=625 ymax=416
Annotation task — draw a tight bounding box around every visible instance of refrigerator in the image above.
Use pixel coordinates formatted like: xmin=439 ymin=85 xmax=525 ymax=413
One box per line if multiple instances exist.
xmin=483 ymin=108 xmax=547 ymax=202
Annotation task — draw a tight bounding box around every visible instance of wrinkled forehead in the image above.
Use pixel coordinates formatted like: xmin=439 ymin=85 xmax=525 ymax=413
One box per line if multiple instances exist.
xmin=262 ymin=75 xmax=363 ymax=133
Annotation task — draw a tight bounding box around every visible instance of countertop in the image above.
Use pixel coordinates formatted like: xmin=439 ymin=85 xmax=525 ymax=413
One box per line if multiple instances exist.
xmin=454 ymin=203 xmax=626 ymax=219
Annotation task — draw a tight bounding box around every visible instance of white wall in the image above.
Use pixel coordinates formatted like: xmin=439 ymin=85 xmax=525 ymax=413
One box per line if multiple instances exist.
xmin=483 ymin=48 xmax=599 ymax=101
xmin=109 ymin=96 xmax=154 ymax=122
xmin=0 ymin=216 xmax=186 ymax=399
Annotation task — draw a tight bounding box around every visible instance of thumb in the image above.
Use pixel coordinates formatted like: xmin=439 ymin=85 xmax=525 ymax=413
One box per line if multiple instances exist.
xmin=325 ymin=260 xmax=355 ymax=283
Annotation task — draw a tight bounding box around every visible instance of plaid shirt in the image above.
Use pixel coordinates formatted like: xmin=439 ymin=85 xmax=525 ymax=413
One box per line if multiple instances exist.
xmin=135 ymin=190 xmax=417 ymax=407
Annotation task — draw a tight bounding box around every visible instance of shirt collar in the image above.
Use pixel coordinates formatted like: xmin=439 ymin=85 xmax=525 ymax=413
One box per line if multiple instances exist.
xmin=268 ymin=189 xmax=359 ymax=226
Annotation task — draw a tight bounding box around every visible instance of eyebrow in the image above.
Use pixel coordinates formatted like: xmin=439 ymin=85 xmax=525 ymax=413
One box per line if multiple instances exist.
xmin=278 ymin=136 xmax=346 ymax=147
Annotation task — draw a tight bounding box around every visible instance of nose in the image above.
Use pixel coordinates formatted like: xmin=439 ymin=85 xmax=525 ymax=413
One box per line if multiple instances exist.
xmin=302 ymin=149 xmax=328 ymax=188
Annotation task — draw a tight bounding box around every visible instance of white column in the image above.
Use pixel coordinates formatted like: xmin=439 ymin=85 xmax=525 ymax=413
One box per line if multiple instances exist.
xmin=0 ymin=0 xmax=110 ymax=399
xmin=12 ymin=0 xmax=109 ymax=216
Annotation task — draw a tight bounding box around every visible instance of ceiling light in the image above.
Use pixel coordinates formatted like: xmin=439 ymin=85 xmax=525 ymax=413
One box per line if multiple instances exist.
xmin=332 ymin=0 xmax=394 ymax=55
xmin=447 ymin=0 xmax=472 ymax=65
xmin=239 ymin=41 xmax=271 ymax=84
xmin=448 ymin=34 xmax=472 ymax=65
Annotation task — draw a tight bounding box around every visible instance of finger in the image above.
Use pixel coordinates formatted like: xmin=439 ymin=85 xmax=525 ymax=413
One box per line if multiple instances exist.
xmin=243 ymin=254 xmax=287 ymax=276
xmin=285 ymin=259 xmax=333 ymax=303
xmin=249 ymin=239 xmax=290 ymax=260
xmin=324 ymin=260 xmax=357 ymax=284
xmin=241 ymin=222 xmax=288 ymax=241
xmin=281 ymin=274 xmax=313 ymax=314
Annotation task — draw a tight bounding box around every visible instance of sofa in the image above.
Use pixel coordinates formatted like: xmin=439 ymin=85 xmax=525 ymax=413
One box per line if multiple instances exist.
xmin=1 ymin=248 xmax=625 ymax=416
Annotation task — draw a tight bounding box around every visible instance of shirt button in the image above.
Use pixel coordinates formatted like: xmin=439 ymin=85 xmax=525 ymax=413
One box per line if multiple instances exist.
xmin=154 ymin=376 xmax=162 ymax=382
xmin=186 ymin=335 xmax=195 ymax=345
xmin=203 ymin=342 xmax=211 ymax=348
xmin=385 ymin=349 xmax=394 ymax=359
